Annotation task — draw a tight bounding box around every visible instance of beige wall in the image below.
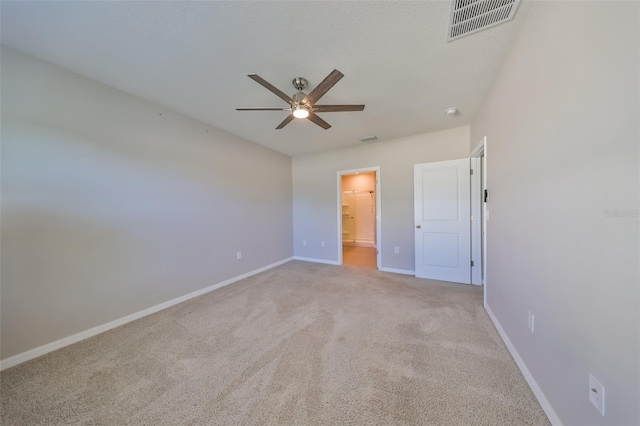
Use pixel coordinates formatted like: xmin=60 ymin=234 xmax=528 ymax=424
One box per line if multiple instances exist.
xmin=342 ymin=172 xmax=375 ymax=192
xmin=293 ymin=126 xmax=469 ymax=271
xmin=471 ymin=2 xmax=639 ymax=425
xmin=0 ymin=47 xmax=293 ymax=360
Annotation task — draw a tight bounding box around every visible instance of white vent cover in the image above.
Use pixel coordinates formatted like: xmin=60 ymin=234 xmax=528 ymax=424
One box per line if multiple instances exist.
xmin=359 ymin=134 xmax=378 ymax=143
xmin=448 ymin=0 xmax=521 ymax=41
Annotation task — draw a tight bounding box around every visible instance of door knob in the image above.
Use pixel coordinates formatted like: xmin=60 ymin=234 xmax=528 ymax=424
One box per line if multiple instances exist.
xmin=416 ymin=225 xmax=421 ymax=229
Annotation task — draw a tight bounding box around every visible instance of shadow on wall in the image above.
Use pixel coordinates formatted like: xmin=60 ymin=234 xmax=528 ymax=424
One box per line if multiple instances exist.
xmin=0 ymin=117 xmax=290 ymax=360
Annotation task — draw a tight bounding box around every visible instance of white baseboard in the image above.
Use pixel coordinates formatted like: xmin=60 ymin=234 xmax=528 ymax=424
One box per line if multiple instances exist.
xmin=0 ymin=257 xmax=294 ymax=371
xmin=293 ymin=256 xmax=340 ymax=265
xmin=378 ymin=267 xmax=415 ymax=275
xmin=485 ymin=305 xmax=563 ymax=426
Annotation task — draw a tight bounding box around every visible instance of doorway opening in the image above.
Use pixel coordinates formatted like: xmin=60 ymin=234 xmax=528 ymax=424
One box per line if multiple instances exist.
xmin=470 ymin=137 xmax=487 ymax=304
xmin=337 ymin=167 xmax=381 ymax=269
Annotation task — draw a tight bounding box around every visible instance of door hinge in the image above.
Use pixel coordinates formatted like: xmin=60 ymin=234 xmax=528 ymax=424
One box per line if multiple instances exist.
xmin=484 ymin=189 xmax=489 ymax=203
xmin=470 ymin=169 xmax=474 ymax=175
xmin=471 ymin=260 xmax=475 ymax=267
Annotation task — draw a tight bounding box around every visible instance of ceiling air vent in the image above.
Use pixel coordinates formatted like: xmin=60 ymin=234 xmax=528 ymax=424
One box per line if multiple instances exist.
xmin=448 ymin=0 xmax=521 ymax=41
xmin=359 ymin=134 xmax=378 ymax=143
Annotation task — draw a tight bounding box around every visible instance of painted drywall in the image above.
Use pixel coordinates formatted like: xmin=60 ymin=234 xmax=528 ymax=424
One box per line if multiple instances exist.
xmin=470 ymin=2 xmax=639 ymax=425
xmin=342 ymin=172 xmax=375 ymax=192
xmin=293 ymin=126 xmax=469 ymax=271
xmin=0 ymin=47 xmax=293 ymax=360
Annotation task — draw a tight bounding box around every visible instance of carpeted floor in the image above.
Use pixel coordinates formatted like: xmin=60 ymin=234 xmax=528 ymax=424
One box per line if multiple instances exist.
xmin=1 ymin=261 xmax=549 ymax=425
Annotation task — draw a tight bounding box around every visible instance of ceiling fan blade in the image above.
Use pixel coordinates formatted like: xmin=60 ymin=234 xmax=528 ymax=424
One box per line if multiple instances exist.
xmin=276 ymin=114 xmax=294 ymax=129
xmin=236 ymin=107 xmax=291 ymax=111
xmin=307 ymin=113 xmax=331 ymax=130
xmin=248 ymin=74 xmax=295 ymax=105
xmin=302 ymin=69 xmax=344 ymax=105
xmin=313 ymin=105 xmax=365 ymax=112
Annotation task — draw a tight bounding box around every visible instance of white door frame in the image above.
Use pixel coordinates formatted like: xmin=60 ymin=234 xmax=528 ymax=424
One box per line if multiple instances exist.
xmin=470 ymin=137 xmax=487 ymax=305
xmin=337 ymin=167 xmax=381 ymax=269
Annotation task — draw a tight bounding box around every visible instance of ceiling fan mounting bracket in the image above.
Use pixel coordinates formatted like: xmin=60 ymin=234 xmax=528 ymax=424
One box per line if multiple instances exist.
xmin=292 ymin=77 xmax=308 ymax=91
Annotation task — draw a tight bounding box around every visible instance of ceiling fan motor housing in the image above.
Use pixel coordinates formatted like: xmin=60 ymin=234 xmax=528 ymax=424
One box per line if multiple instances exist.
xmin=292 ymin=92 xmax=310 ymax=118
xmin=292 ymin=92 xmax=308 ymax=105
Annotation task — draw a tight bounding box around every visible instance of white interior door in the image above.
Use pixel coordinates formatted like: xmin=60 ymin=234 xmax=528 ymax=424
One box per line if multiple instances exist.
xmin=414 ymin=159 xmax=471 ymax=284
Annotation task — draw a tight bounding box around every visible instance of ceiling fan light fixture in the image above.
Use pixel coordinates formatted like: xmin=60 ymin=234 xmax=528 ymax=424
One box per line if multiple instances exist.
xmin=293 ymin=105 xmax=310 ymax=119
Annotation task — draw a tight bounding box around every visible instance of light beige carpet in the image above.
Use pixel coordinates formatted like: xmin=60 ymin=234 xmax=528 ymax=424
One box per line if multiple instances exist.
xmin=1 ymin=261 xmax=549 ymax=425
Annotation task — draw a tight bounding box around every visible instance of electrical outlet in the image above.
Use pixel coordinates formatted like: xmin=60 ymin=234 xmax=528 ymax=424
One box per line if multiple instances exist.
xmin=236 ymin=251 xmax=242 ymax=260
xmin=303 ymin=240 xmax=307 ymax=246
xmin=394 ymin=247 xmax=400 ymax=254
xmin=528 ymin=311 xmax=535 ymax=333
xmin=321 ymin=241 xmax=325 ymax=247
xmin=589 ymin=374 xmax=605 ymax=416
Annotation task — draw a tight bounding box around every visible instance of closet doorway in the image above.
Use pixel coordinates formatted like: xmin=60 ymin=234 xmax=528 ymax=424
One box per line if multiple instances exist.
xmin=337 ymin=168 xmax=381 ymax=269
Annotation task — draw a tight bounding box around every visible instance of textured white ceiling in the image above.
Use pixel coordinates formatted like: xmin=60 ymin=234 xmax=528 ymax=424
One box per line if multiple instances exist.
xmin=1 ymin=1 xmax=529 ymax=156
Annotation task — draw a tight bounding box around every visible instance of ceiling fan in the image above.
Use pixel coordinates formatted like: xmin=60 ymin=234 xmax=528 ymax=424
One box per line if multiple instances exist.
xmin=236 ymin=69 xmax=365 ymax=130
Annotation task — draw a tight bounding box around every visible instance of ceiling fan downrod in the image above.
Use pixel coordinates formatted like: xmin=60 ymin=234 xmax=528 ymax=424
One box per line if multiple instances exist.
xmin=291 ymin=77 xmax=310 ymax=118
